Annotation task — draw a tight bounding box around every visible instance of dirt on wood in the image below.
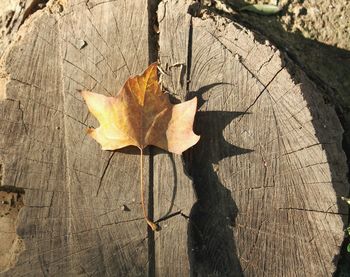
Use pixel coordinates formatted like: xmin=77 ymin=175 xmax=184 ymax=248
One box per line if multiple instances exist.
xmin=231 ymin=0 xmax=350 ymax=131
xmin=0 ymin=191 xmax=24 ymax=272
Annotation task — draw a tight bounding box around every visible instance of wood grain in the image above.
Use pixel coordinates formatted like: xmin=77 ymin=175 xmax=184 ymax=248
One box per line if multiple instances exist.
xmin=154 ymin=1 xmax=195 ymax=276
xmin=158 ymin=0 xmax=348 ymax=276
xmin=0 ymin=0 xmax=348 ymax=276
xmin=0 ymin=0 xmax=49 ymax=58
xmin=1 ymin=1 xmax=151 ymax=275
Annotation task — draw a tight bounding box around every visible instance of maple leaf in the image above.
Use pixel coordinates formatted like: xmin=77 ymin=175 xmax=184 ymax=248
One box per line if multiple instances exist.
xmin=81 ymin=63 xmax=199 ymax=155
xmin=82 ymin=63 xmax=200 ymax=230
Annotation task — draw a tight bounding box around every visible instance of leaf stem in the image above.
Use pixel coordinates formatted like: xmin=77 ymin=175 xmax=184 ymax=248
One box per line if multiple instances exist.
xmin=140 ymin=148 xmax=158 ymax=231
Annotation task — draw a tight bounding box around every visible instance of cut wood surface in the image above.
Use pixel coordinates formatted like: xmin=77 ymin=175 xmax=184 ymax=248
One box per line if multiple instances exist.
xmin=0 ymin=0 xmax=49 ymax=58
xmin=0 ymin=0 xmax=348 ymax=276
xmin=1 ymin=0 xmax=152 ymax=275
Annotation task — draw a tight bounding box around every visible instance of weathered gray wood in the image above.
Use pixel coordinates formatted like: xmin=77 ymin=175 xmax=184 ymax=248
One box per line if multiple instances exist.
xmin=154 ymin=1 xmax=195 ymax=276
xmin=0 ymin=191 xmax=24 ymax=272
xmin=0 ymin=0 xmax=348 ymax=276
xmin=0 ymin=0 xmax=48 ymax=58
xmin=158 ymin=0 xmax=348 ymax=276
xmin=0 ymin=0 xmax=152 ymax=275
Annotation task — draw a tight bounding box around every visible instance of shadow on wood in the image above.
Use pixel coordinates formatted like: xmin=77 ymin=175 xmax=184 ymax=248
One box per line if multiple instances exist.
xmin=0 ymin=0 xmax=348 ymax=275
xmin=205 ymin=3 xmax=350 ymax=274
xmin=183 ymin=110 xmax=251 ymax=276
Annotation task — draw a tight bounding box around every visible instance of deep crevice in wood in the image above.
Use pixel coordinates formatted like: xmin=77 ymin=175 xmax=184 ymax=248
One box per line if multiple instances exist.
xmin=155 ymin=210 xmax=190 ymax=224
xmin=95 ymin=151 xmax=115 ymax=196
xmin=239 ymin=66 xmax=285 ymax=121
xmin=205 ymin=30 xmax=268 ymax=89
xmin=147 ymin=1 xmax=165 ymax=275
xmin=148 ymin=0 xmax=160 ymax=64
xmin=331 ymin=106 xmax=350 ymax=276
xmin=147 ymin=0 xmax=161 ymax=275
xmin=155 ymin=210 xmax=181 ymax=223
xmin=147 ymin=147 xmax=155 ymax=277
xmin=0 ymin=186 xmax=25 ymax=195
xmin=278 ymin=207 xmax=348 ymax=216
xmin=100 ymin=217 xmax=144 ymax=228
xmin=19 ymin=0 xmax=48 ymax=29
xmin=185 ymin=16 xmax=193 ymax=96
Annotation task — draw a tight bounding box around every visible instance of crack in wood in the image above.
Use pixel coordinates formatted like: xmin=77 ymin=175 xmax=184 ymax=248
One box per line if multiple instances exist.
xmin=89 ymin=236 xmax=148 ymax=276
xmin=158 ymin=0 xmax=166 ymax=24
xmin=154 ymin=211 xmax=190 ymax=230
xmin=19 ymin=0 xmax=49 ymax=29
xmin=185 ymin=16 xmax=193 ymax=96
xmin=204 ymin=29 xmax=287 ymax=125
xmin=9 ymin=77 xmax=42 ymax=90
xmin=63 ymin=58 xmax=99 ymax=84
xmin=205 ymin=30 xmax=266 ymax=86
xmin=101 ymin=217 xmax=144 ymax=227
xmin=278 ymin=207 xmax=348 ymax=216
xmin=0 ymin=185 xmax=25 ymax=194
xmin=282 ymin=142 xmax=334 ymax=156
xmin=256 ymin=52 xmax=275 ymax=73
xmin=5 ymin=98 xmax=28 ymax=135
xmin=17 ymin=100 xmax=28 ymax=135
xmin=239 ymin=66 xmax=285 ymax=121
xmin=78 ymin=264 xmax=91 ymax=277
xmin=95 ymin=151 xmax=115 ymax=196
xmin=84 ymin=17 xmax=118 ymax=79
xmin=242 ymin=218 xmax=268 ymax=273
xmin=86 ymin=0 xmax=119 ymax=10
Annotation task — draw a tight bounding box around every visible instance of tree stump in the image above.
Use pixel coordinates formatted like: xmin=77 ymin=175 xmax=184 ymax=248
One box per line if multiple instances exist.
xmin=0 ymin=0 xmax=348 ymax=276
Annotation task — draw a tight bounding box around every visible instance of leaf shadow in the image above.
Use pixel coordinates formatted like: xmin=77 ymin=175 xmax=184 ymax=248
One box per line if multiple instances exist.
xmin=108 ymin=80 xmax=251 ymax=277
xmin=182 ymin=85 xmax=252 ymax=276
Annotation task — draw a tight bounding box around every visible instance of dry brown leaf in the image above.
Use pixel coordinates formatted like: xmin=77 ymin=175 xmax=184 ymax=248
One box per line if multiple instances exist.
xmin=82 ymin=63 xmax=199 ymax=154
xmin=82 ymin=63 xmax=200 ymax=230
